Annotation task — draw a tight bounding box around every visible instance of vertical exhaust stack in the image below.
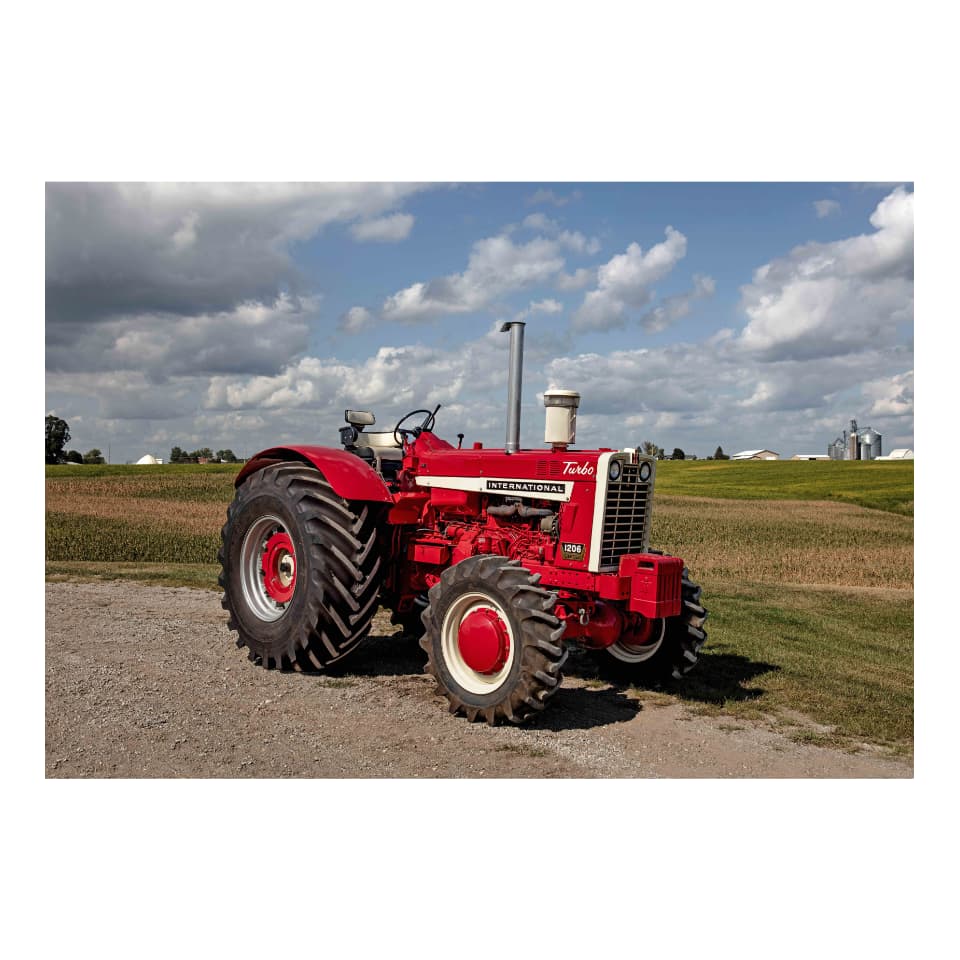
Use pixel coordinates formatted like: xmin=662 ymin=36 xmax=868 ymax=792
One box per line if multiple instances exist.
xmin=501 ymin=320 xmax=525 ymax=454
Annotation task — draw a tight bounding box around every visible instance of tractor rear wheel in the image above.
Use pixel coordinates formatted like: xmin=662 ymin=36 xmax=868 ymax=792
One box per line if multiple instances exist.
xmin=219 ymin=463 xmax=383 ymax=670
xmin=420 ymin=556 xmax=567 ymax=725
xmin=598 ymin=568 xmax=707 ymax=684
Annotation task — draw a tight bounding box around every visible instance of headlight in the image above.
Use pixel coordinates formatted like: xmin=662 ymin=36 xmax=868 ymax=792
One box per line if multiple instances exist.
xmin=639 ymin=461 xmax=651 ymax=482
xmin=609 ymin=459 xmax=622 ymax=481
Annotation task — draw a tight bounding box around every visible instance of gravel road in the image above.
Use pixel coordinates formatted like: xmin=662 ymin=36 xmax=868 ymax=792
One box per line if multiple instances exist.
xmin=45 ymin=581 xmax=912 ymax=778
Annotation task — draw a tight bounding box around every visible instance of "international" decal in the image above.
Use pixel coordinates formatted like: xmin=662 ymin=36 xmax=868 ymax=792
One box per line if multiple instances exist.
xmin=485 ymin=480 xmax=566 ymax=495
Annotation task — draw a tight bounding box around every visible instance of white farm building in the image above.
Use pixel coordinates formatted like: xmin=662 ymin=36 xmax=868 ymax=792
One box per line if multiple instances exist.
xmin=135 ymin=454 xmax=164 ymax=465
xmin=875 ymin=448 xmax=914 ymax=460
xmin=731 ymin=449 xmax=780 ymax=461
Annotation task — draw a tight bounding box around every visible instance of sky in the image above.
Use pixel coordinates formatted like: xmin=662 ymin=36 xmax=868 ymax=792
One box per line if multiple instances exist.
xmin=45 ymin=182 xmax=914 ymax=462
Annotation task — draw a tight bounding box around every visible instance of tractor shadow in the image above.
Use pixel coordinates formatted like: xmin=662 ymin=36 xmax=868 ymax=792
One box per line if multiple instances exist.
xmin=319 ymin=631 xmax=780 ymax=732
xmin=324 ymin=629 xmax=428 ymax=678
xmin=668 ymin=653 xmax=781 ymax=707
xmin=563 ymin=646 xmax=781 ymax=708
xmin=526 ymin=686 xmax=642 ymax=731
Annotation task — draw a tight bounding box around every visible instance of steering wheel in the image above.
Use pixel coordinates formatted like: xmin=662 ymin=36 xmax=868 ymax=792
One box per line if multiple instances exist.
xmin=393 ymin=408 xmax=438 ymax=446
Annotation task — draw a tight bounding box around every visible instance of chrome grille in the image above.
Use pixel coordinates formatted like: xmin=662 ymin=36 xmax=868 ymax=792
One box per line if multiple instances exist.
xmin=599 ymin=461 xmax=652 ymax=568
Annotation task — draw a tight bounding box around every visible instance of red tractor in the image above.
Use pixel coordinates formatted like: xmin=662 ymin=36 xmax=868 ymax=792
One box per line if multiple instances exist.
xmin=219 ymin=322 xmax=707 ymax=724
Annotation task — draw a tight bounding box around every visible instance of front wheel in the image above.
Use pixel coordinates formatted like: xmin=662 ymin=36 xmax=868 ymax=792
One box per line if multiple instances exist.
xmin=598 ymin=568 xmax=708 ymax=684
xmin=420 ymin=556 xmax=567 ymax=725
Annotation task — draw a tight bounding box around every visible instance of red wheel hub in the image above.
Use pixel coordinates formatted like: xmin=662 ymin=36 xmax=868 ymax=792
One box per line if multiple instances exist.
xmin=625 ymin=616 xmax=662 ymax=647
xmin=261 ymin=531 xmax=296 ymax=604
xmin=457 ymin=607 xmax=510 ymax=675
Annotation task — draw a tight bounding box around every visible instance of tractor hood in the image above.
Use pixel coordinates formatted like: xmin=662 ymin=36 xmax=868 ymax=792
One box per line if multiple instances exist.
xmin=412 ymin=444 xmax=639 ymax=503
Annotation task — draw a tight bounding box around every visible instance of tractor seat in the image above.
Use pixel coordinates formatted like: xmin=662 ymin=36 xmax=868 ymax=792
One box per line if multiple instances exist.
xmin=356 ymin=431 xmax=403 ymax=451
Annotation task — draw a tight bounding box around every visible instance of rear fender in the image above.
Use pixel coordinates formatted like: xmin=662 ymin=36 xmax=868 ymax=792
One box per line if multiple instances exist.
xmin=234 ymin=445 xmax=393 ymax=503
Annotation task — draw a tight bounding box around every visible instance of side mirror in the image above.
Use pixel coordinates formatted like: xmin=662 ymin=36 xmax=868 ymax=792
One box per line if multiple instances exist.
xmin=345 ymin=409 xmax=375 ymax=428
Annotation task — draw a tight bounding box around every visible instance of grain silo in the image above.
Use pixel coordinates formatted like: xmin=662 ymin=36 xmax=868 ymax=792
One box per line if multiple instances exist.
xmin=848 ymin=419 xmax=859 ymax=460
xmin=859 ymin=427 xmax=882 ymax=460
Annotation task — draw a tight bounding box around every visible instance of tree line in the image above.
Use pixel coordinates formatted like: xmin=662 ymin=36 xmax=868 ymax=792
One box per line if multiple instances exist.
xmin=45 ymin=416 xmax=239 ymax=464
xmin=640 ymin=440 xmax=730 ymax=461
xmin=168 ymin=446 xmax=238 ymax=463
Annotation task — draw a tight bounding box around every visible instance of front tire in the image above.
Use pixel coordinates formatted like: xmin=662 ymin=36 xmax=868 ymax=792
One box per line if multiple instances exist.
xmin=420 ymin=556 xmax=567 ymax=725
xmin=599 ymin=568 xmax=708 ymax=684
xmin=219 ymin=463 xmax=383 ymax=670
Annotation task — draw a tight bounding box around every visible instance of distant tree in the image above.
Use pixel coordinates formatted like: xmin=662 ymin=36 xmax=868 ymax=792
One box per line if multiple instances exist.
xmin=169 ymin=446 xmax=185 ymax=463
xmin=713 ymin=445 xmax=729 ymax=460
xmin=671 ymin=447 xmax=686 ymax=461
xmin=46 ymin=415 xmax=71 ymax=464
xmin=655 ymin=447 xmax=666 ymax=460
xmin=217 ymin=449 xmax=238 ymax=463
xmin=640 ymin=440 xmax=659 ymax=457
xmin=65 ymin=450 xmax=84 ymax=464
xmin=83 ymin=448 xmax=105 ymax=465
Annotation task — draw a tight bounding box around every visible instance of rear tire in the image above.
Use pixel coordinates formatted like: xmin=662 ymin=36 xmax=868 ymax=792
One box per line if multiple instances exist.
xmin=219 ymin=463 xmax=383 ymax=670
xmin=597 ymin=568 xmax=707 ymax=684
xmin=420 ymin=556 xmax=567 ymax=725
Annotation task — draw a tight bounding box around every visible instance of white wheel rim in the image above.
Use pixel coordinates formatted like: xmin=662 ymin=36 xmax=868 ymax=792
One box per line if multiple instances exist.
xmin=440 ymin=590 xmax=517 ymax=695
xmin=607 ymin=618 xmax=666 ymax=663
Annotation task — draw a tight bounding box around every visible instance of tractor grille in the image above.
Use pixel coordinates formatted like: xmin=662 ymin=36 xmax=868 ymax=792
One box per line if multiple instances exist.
xmin=599 ymin=462 xmax=652 ymax=569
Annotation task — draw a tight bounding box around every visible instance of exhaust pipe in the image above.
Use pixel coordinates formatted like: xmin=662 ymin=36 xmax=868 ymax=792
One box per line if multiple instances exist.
xmin=501 ymin=320 xmax=525 ymax=454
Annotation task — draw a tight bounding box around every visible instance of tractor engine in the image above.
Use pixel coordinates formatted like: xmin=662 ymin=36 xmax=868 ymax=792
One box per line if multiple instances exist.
xmin=219 ymin=319 xmax=707 ymax=726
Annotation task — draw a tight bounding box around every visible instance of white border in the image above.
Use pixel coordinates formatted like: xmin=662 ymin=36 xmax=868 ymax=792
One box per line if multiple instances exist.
xmin=416 ymin=474 xmax=574 ymax=502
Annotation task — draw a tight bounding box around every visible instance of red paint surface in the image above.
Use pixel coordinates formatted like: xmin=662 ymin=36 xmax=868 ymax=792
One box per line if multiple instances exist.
xmin=235 ymin=446 xmax=393 ymax=502
xmin=457 ymin=607 xmax=510 ymax=674
xmin=261 ymin=531 xmax=296 ymax=603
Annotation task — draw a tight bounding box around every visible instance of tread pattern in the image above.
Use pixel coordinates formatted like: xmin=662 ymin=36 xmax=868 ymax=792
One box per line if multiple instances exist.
xmin=598 ymin=567 xmax=708 ymax=684
xmin=218 ymin=463 xmax=383 ymax=670
xmin=667 ymin=569 xmax=708 ymax=680
xmin=420 ymin=556 xmax=568 ymax=725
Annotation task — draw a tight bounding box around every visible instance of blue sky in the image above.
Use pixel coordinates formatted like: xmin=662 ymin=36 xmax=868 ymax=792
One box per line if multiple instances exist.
xmin=46 ymin=182 xmax=914 ymax=462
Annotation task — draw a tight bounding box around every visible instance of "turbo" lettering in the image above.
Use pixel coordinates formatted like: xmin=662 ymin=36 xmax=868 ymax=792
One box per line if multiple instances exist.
xmin=562 ymin=461 xmax=595 ymax=477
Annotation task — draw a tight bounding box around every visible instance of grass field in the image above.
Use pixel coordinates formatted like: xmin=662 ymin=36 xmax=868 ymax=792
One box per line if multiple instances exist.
xmin=45 ymin=461 xmax=914 ymax=753
xmin=653 ymin=458 xmax=913 ymax=515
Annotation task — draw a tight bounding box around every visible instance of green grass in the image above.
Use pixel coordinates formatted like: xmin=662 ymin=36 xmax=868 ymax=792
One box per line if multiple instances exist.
xmin=45 ymin=561 xmax=221 ymax=590
xmin=681 ymin=580 xmax=913 ymax=750
xmin=46 ymin=512 xmax=221 ymax=564
xmin=46 ymin=463 xmax=241 ymax=479
xmin=46 ymin=463 xmax=240 ymax=503
xmin=651 ymin=496 xmax=912 ymax=589
xmin=653 ymin=459 xmax=913 ymax=515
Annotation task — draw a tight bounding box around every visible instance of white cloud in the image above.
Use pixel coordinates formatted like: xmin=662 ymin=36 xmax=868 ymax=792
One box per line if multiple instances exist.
xmin=813 ymin=199 xmax=841 ymax=218
xmin=339 ymin=305 xmax=375 ymax=333
xmin=528 ymin=298 xmax=563 ymax=315
xmin=522 ymin=212 xmax=558 ymax=232
xmin=525 ymin=188 xmax=582 ymax=207
xmin=572 ymin=227 xmax=688 ymax=331
xmin=638 ymin=274 xmax=715 ymax=332
xmin=556 ymin=267 xmax=594 ymax=291
xmin=350 ymin=212 xmax=415 ymax=242
xmin=862 ymin=369 xmax=913 ymax=418
xmin=47 ymin=182 xmax=427 ymax=325
xmin=513 ymin=298 xmax=564 ymax=321
xmin=379 ymin=232 xmax=566 ymax=322
xmin=47 ymin=293 xmax=315 ymax=378
xmin=557 ymin=230 xmax=601 ymax=255
xmin=738 ymin=187 xmax=913 ymax=361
